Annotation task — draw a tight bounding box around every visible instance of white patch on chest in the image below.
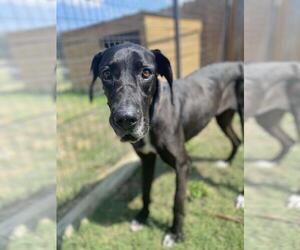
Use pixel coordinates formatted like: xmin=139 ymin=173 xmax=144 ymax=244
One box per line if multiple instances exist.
xmin=137 ymin=132 xmax=156 ymax=154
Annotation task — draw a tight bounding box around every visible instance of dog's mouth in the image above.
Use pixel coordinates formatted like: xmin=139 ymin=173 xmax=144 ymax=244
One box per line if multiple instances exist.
xmin=119 ymin=123 xmax=149 ymax=143
xmin=122 ymin=126 xmax=148 ymax=143
xmin=120 ymin=134 xmax=140 ymax=143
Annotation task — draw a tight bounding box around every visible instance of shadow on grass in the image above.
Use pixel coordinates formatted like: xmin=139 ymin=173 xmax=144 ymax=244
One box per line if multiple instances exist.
xmin=87 ymin=155 xmax=241 ymax=226
xmin=57 ymin=159 xmax=172 ymax=249
xmin=189 ymin=164 xmax=242 ymax=195
xmin=245 ymin=177 xmax=295 ymax=194
xmin=88 ymin=159 xmax=171 ymax=227
xmin=0 ymin=186 xmax=56 ymax=249
xmin=58 ymin=155 xmax=242 ymax=249
xmin=190 ymin=155 xmax=221 ymax=162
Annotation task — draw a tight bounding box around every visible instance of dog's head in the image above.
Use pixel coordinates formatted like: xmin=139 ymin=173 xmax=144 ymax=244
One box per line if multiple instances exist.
xmin=90 ymin=42 xmax=173 ymax=143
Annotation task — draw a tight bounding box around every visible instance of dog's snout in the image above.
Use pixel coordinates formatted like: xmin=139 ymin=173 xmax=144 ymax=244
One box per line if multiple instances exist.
xmin=114 ymin=109 xmax=139 ymax=131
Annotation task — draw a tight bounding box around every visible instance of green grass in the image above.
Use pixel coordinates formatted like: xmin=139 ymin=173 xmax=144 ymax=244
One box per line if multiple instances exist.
xmin=0 ymin=65 xmax=56 ymax=250
xmin=244 ymin=115 xmax=300 ymax=250
xmin=61 ymin=118 xmax=244 ymax=250
xmin=7 ymin=219 xmax=56 ymax=250
xmin=57 ymin=93 xmax=131 ymax=208
xmin=0 ymin=67 xmax=55 ymax=209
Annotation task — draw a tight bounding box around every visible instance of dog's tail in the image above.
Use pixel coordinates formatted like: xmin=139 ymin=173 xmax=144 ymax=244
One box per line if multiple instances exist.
xmin=235 ymin=63 xmax=244 ymax=139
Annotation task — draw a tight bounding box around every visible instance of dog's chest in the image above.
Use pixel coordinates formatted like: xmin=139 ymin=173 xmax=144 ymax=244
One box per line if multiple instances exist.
xmin=137 ymin=133 xmax=156 ymax=154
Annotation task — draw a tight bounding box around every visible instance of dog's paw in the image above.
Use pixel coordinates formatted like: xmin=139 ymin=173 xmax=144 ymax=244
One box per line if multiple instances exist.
xmin=162 ymin=233 xmax=177 ymax=248
xmin=130 ymin=219 xmax=143 ymax=232
xmin=287 ymin=194 xmax=300 ymax=209
xmin=11 ymin=224 xmax=28 ymax=239
xmin=216 ymin=160 xmax=229 ymax=168
xmin=253 ymin=160 xmax=276 ymax=168
xmin=236 ymin=194 xmax=244 ymax=209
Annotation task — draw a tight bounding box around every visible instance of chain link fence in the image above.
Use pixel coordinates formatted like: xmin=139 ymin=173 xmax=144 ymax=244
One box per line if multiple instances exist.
xmin=0 ymin=0 xmax=56 ymax=249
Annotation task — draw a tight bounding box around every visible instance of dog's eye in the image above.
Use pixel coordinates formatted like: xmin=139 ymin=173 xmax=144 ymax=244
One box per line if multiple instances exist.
xmin=141 ymin=68 xmax=152 ymax=79
xmin=102 ymin=70 xmax=112 ymax=81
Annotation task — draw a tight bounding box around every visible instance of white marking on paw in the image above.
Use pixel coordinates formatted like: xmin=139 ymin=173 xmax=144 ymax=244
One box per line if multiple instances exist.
xmin=254 ymin=160 xmax=276 ymax=168
xmin=81 ymin=217 xmax=89 ymax=226
xmin=40 ymin=218 xmax=52 ymax=225
xmin=287 ymin=194 xmax=300 ymax=209
xmin=162 ymin=233 xmax=176 ymax=248
xmin=11 ymin=224 xmax=28 ymax=238
xmin=216 ymin=160 xmax=229 ymax=168
xmin=130 ymin=219 xmax=143 ymax=232
xmin=236 ymin=194 xmax=244 ymax=209
xmin=64 ymin=225 xmax=74 ymax=239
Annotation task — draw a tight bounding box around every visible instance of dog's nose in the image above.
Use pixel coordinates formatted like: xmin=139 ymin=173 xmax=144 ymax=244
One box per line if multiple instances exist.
xmin=114 ymin=110 xmax=139 ymax=130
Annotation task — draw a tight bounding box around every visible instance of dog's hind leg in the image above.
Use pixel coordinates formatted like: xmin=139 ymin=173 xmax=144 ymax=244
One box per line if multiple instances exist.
xmin=235 ymin=77 xmax=244 ymax=138
xmin=286 ymin=81 xmax=300 ymax=141
xmin=291 ymin=107 xmax=300 ymax=142
xmin=216 ymin=109 xmax=241 ymax=164
xmin=255 ymin=110 xmax=295 ymax=163
xmin=130 ymin=152 xmax=156 ymax=231
xmin=238 ymin=106 xmax=244 ymax=139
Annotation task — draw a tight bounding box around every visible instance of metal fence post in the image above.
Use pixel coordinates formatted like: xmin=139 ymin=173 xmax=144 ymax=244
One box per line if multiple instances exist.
xmin=222 ymin=0 xmax=232 ymax=61
xmin=173 ymin=0 xmax=181 ymax=79
xmin=266 ymin=0 xmax=282 ymax=60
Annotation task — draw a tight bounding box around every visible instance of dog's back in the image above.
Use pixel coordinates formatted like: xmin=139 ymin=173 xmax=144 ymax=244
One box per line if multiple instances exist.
xmin=186 ymin=62 xmax=243 ymax=87
xmin=171 ymin=62 xmax=243 ymax=140
xmin=244 ymin=62 xmax=300 ymax=118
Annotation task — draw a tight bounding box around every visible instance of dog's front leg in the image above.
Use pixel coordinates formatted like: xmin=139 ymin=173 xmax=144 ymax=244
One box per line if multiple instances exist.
xmin=163 ymin=155 xmax=190 ymax=247
xmin=173 ymin=160 xmax=189 ymax=235
xmin=130 ymin=152 xmax=156 ymax=231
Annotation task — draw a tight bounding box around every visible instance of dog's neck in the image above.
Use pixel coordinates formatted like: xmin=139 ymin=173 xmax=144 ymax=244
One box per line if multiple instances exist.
xmin=149 ymin=77 xmax=174 ymax=125
xmin=149 ymin=78 xmax=160 ymax=123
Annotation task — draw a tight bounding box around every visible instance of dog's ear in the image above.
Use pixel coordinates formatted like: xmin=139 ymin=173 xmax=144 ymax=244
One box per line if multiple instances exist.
xmin=152 ymin=49 xmax=174 ymax=104
xmin=89 ymin=51 xmax=103 ymax=102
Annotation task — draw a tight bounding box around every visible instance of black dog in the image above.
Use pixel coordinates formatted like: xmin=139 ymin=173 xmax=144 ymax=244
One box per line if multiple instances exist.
xmin=90 ymin=42 xmax=243 ymax=247
xmin=245 ymin=62 xmax=300 ymax=164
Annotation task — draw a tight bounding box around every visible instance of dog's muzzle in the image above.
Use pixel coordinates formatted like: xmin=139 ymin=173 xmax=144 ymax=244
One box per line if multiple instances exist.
xmin=111 ymin=107 xmax=147 ymax=143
